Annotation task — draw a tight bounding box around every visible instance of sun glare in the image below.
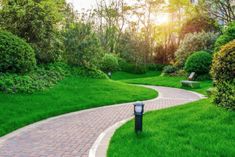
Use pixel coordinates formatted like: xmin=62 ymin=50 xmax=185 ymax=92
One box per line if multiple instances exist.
xmin=155 ymin=14 xmax=170 ymax=25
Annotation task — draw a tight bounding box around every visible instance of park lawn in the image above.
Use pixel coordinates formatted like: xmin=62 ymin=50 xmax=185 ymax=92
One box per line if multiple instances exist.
xmin=0 ymin=76 xmax=157 ymax=137
xmin=111 ymin=71 xmax=161 ymax=80
xmin=112 ymin=71 xmax=212 ymax=95
xmin=108 ymin=98 xmax=235 ymax=157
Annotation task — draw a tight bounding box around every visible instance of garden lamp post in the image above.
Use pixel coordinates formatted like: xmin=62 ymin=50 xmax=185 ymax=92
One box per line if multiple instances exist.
xmin=108 ymin=72 xmax=112 ymax=78
xmin=134 ymin=102 xmax=144 ymax=134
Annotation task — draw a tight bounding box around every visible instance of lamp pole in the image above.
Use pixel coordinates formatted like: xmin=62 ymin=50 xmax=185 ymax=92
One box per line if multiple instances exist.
xmin=133 ymin=102 xmax=144 ymax=134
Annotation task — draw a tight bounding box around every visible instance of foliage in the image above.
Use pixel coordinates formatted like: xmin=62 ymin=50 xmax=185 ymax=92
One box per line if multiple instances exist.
xmin=71 ymin=67 xmax=108 ymax=79
xmin=119 ymin=60 xmax=147 ymax=74
xmin=184 ymin=51 xmax=212 ymax=75
xmin=175 ymin=31 xmax=218 ymax=67
xmin=162 ymin=65 xmax=177 ymax=74
xmin=0 ymin=0 xmax=67 ymax=63
xmin=0 ymin=63 xmax=69 ymax=93
xmin=63 ymin=23 xmax=103 ymax=68
xmin=211 ymin=40 xmax=235 ymax=109
xmin=117 ymin=31 xmax=151 ymax=66
xmin=0 ymin=30 xmax=36 ymax=73
xmin=202 ymin=0 xmax=235 ymax=24
xmin=154 ymin=43 xmax=178 ymax=65
xmin=100 ymin=53 xmax=119 ymax=72
xmin=180 ymin=15 xmax=219 ymax=38
xmin=147 ymin=64 xmax=166 ymax=71
xmin=214 ymin=21 xmax=235 ymax=51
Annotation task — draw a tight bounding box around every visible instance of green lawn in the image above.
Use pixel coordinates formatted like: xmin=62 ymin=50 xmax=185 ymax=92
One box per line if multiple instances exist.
xmin=112 ymin=71 xmax=161 ymax=80
xmin=108 ymin=99 xmax=235 ymax=157
xmin=0 ymin=76 xmax=157 ymax=137
xmin=108 ymin=71 xmax=234 ymax=157
xmin=112 ymin=71 xmax=212 ymax=95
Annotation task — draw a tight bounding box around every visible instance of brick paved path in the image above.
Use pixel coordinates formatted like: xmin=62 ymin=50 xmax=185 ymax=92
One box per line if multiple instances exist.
xmin=0 ymin=86 xmax=203 ymax=157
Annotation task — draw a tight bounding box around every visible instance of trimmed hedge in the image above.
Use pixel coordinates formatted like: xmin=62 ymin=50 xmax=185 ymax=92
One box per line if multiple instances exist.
xmin=184 ymin=51 xmax=212 ymax=75
xmin=211 ymin=40 xmax=235 ymax=109
xmin=0 ymin=30 xmax=36 ymax=73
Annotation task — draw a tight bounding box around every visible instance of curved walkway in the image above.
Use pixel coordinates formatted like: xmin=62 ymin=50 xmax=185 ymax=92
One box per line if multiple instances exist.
xmin=0 ymin=86 xmax=204 ymax=157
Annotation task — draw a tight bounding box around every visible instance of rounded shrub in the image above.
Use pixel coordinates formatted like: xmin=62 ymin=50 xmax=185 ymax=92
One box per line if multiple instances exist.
xmin=211 ymin=40 xmax=235 ymax=109
xmin=0 ymin=30 xmax=36 ymax=73
xmin=184 ymin=51 xmax=212 ymax=75
xmin=100 ymin=53 xmax=119 ymax=72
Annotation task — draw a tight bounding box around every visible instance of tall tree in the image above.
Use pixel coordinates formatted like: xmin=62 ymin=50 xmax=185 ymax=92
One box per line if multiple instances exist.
xmin=200 ymin=0 xmax=235 ymax=24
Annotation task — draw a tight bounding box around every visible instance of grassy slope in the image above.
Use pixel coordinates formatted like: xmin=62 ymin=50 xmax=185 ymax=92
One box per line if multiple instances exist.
xmin=108 ymin=99 xmax=235 ymax=157
xmin=0 ymin=76 xmax=157 ymax=137
xmin=112 ymin=71 xmax=212 ymax=94
xmin=112 ymin=71 xmax=161 ymax=80
xmin=108 ymin=71 xmax=234 ymax=157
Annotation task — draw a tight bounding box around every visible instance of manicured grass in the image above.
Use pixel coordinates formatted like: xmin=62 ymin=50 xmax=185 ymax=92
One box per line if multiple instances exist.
xmin=111 ymin=71 xmax=161 ymax=80
xmin=108 ymin=99 xmax=235 ymax=157
xmin=112 ymin=71 xmax=212 ymax=95
xmin=0 ymin=76 xmax=157 ymax=137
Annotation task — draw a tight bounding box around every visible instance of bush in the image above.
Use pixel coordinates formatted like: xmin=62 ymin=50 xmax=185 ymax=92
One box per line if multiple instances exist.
xmin=119 ymin=59 xmax=147 ymax=74
xmin=211 ymin=40 xmax=235 ymax=109
xmin=64 ymin=23 xmax=103 ymax=69
xmin=0 ymin=30 xmax=36 ymax=73
xmin=100 ymin=54 xmax=119 ymax=72
xmin=0 ymin=1 xmax=66 ymax=64
xmin=147 ymin=64 xmax=166 ymax=71
xmin=214 ymin=21 xmax=235 ymax=51
xmin=0 ymin=63 xmax=69 ymax=93
xmin=184 ymin=51 xmax=212 ymax=75
xmin=175 ymin=31 xmax=218 ymax=67
xmin=71 ymin=67 xmax=108 ymax=79
xmin=162 ymin=65 xmax=177 ymax=74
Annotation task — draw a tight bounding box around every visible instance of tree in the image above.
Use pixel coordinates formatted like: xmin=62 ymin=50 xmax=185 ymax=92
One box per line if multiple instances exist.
xmin=94 ymin=0 xmax=129 ymax=53
xmin=201 ymin=0 xmax=235 ymax=24
xmin=0 ymin=0 xmax=68 ymax=63
xmin=180 ymin=15 xmax=220 ymax=38
xmin=63 ymin=22 xmax=103 ymax=68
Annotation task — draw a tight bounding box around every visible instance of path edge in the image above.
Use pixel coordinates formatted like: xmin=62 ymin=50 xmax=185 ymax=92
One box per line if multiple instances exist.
xmin=89 ymin=89 xmax=205 ymax=157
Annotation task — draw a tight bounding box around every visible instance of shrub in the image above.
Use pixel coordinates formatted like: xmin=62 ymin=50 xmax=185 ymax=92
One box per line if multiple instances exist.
xmin=100 ymin=54 xmax=119 ymax=72
xmin=71 ymin=67 xmax=108 ymax=79
xmin=184 ymin=51 xmax=212 ymax=75
xmin=162 ymin=65 xmax=177 ymax=74
xmin=119 ymin=59 xmax=147 ymax=74
xmin=0 ymin=63 xmax=69 ymax=93
xmin=214 ymin=21 xmax=235 ymax=51
xmin=175 ymin=32 xmax=218 ymax=67
xmin=64 ymin=23 xmax=103 ymax=69
xmin=0 ymin=30 xmax=36 ymax=73
xmin=211 ymin=40 xmax=235 ymax=109
xmin=0 ymin=0 xmax=65 ymax=63
xmin=147 ymin=64 xmax=166 ymax=71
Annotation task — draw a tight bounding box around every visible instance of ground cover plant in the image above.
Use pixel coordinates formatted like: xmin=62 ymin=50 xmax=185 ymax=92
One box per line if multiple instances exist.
xmin=108 ymin=98 xmax=235 ymax=157
xmin=0 ymin=76 xmax=157 ymax=137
